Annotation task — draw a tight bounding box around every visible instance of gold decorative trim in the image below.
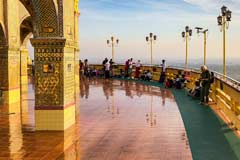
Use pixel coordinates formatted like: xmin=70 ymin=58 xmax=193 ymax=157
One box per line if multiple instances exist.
xmin=30 ymin=38 xmax=66 ymax=47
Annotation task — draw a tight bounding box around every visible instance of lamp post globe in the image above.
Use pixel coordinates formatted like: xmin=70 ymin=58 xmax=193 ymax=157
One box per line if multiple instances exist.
xmin=146 ymin=33 xmax=157 ymax=66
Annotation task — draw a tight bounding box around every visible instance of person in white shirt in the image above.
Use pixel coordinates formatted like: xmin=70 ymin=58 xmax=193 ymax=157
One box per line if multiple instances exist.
xmin=161 ymin=59 xmax=166 ymax=72
xmin=146 ymin=70 xmax=152 ymax=81
xmin=128 ymin=58 xmax=133 ymax=78
xmin=159 ymin=59 xmax=166 ymax=83
xmin=135 ymin=60 xmax=141 ymax=79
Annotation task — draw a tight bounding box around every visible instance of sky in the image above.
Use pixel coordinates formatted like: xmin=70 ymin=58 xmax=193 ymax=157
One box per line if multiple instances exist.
xmin=79 ymin=0 xmax=240 ymax=65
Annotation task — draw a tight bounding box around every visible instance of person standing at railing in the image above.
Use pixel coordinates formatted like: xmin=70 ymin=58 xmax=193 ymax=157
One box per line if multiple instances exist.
xmin=102 ymin=58 xmax=107 ymax=69
xmin=135 ymin=60 xmax=141 ymax=79
xmin=109 ymin=59 xmax=114 ymax=77
xmin=125 ymin=59 xmax=129 ymax=78
xmin=84 ymin=59 xmax=89 ymax=77
xmin=128 ymin=58 xmax=133 ymax=79
xmin=200 ymin=65 xmax=211 ymax=105
xmin=105 ymin=59 xmax=110 ymax=79
xmin=159 ymin=59 xmax=166 ymax=83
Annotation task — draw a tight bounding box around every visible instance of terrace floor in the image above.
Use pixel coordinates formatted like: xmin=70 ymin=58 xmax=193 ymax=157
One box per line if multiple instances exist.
xmin=0 ymin=78 xmax=192 ymax=160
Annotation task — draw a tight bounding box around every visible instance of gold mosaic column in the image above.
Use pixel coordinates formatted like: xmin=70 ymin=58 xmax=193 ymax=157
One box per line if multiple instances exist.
xmin=31 ymin=38 xmax=76 ymax=131
xmin=0 ymin=0 xmax=20 ymax=111
xmin=20 ymin=48 xmax=29 ymax=86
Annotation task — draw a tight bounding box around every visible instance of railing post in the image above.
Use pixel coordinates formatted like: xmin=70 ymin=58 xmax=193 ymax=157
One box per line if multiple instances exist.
xmin=212 ymin=78 xmax=217 ymax=102
xmin=231 ymin=99 xmax=236 ymax=114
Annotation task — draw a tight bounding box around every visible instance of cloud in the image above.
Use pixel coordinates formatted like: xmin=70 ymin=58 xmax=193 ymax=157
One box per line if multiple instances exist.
xmin=183 ymin=0 xmax=240 ymax=14
xmin=80 ymin=0 xmax=207 ymax=22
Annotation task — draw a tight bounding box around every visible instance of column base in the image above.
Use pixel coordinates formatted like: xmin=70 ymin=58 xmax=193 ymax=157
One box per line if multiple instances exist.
xmin=35 ymin=104 xmax=75 ymax=130
xmin=1 ymin=88 xmax=20 ymax=105
xmin=0 ymin=101 xmax=21 ymax=114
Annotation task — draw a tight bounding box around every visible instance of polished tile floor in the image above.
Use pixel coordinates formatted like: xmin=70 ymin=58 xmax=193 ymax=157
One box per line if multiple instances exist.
xmin=0 ymin=78 xmax=192 ymax=160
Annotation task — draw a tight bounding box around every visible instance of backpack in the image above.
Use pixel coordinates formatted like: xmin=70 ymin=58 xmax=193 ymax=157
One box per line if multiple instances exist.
xmin=210 ymin=72 xmax=214 ymax=84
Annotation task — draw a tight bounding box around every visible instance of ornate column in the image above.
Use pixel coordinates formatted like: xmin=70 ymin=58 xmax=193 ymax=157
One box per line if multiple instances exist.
xmin=20 ymin=47 xmax=29 ymax=86
xmin=0 ymin=0 xmax=21 ymax=111
xmin=31 ymin=38 xmax=76 ymax=130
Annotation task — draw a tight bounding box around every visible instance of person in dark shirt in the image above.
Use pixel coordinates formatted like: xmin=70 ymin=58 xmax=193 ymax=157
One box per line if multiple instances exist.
xmin=125 ymin=59 xmax=129 ymax=78
xmin=84 ymin=59 xmax=89 ymax=77
xmin=175 ymin=75 xmax=182 ymax=89
xmin=200 ymin=65 xmax=210 ymax=104
xmin=102 ymin=58 xmax=108 ymax=71
xmin=109 ymin=59 xmax=114 ymax=77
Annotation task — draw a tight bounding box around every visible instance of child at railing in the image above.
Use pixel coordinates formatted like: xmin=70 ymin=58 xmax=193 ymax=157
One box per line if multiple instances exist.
xmin=140 ymin=70 xmax=152 ymax=81
xmin=116 ymin=69 xmax=124 ymax=78
xmin=174 ymin=72 xmax=186 ymax=89
xmin=175 ymin=75 xmax=181 ymax=89
xmin=145 ymin=70 xmax=152 ymax=81
xmin=188 ymin=80 xmax=201 ymax=98
xmin=140 ymin=70 xmax=147 ymax=80
xmin=165 ymin=78 xmax=174 ymax=88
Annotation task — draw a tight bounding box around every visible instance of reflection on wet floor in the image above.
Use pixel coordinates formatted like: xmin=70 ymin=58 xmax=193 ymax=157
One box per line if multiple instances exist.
xmin=0 ymin=78 xmax=192 ymax=160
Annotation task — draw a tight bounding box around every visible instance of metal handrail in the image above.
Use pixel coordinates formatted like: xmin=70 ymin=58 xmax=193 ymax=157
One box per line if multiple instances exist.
xmin=167 ymin=66 xmax=240 ymax=91
xmin=88 ymin=63 xmax=240 ymax=91
xmin=213 ymin=71 xmax=240 ymax=90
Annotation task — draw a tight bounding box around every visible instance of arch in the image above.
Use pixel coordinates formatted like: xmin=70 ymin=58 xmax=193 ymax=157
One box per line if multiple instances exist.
xmin=0 ymin=21 xmax=6 ymax=45
xmin=31 ymin=0 xmax=60 ymax=37
xmin=18 ymin=0 xmax=31 ymax=26
xmin=20 ymin=16 xmax=33 ymax=46
xmin=19 ymin=0 xmax=61 ymax=38
xmin=21 ymin=32 xmax=33 ymax=48
xmin=19 ymin=0 xmax=36 ymax=37
xmin=18 ymin=0 xmax=34 ymax=17
xmin=19 ymin=14 xmax=31 ymax=27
